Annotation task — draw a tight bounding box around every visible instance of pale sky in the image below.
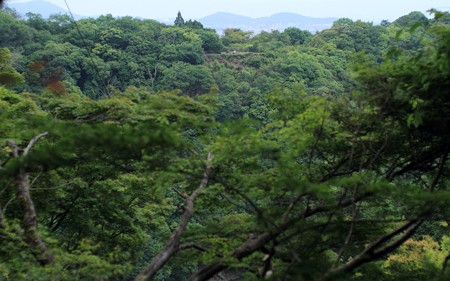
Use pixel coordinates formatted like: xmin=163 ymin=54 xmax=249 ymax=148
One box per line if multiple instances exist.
xmin=7 ymin=0 xmax=450 ymax=22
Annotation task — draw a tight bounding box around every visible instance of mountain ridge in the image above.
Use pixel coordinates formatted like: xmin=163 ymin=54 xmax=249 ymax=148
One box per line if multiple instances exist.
xmin=199 ymin=11 xmax=337 ymax=33
xmin=5 ymin=0 xmax=337 ymax=32
xmin=6 ymin=0 xmax=83 ymax=19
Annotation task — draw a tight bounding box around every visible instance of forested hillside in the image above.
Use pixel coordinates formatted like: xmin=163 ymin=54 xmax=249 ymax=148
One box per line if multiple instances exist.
xmin=0 ymin=7 xmax=450 ymax=281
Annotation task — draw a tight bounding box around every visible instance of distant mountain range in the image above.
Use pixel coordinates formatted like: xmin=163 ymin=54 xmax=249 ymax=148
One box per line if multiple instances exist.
xmin=5 ymin=0 xmax=337 ymax=33
xmin=6 ymin=0 xmax=83 ymax=19
xmin=199 ymin=12 xmax=337 ymax=33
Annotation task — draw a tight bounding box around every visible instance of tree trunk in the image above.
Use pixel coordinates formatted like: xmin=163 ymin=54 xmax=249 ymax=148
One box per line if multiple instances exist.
xmin=7 ymin=133 xmax=53 ymax=265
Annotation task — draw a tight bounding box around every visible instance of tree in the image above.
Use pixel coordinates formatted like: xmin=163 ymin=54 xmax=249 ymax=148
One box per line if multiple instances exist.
xmin=185 ymin=19 xmax=203 ymax=29
xmin=312 ymin=18 xmax=387 ymax=58
xmin=134 ymin=13 xmax=450 ymax=281
xmin=0 ymin=47 xmax=24 ymax=86
xmin=1 ymin=8 xmax=450 ymax=281
xmin=6 ymin=132 xmax=54 ymax=266
xmin=282 ymin=27 xmax=312 ymax=45
xmin=159 ymin=62 xmax=215 ymax=95
xmin=0 ymin=87 xmax=213 ymax=280
xmin=195 ymin=28 xmax=224 ymax=53
xmin=393 ymin=11 xmax=429 ymax=28
xmin=160 ymin=41 xmax=204 ymax=65
xmin=23 ymin=42 xmax=88 ymax=93
xmin=380 ymin=20 xmax=391 ymax=27
xmin=0 ymin=11 xmax=32 ymax=50
xmin=221 ymin=28 xmax=252 ymax=47
xmin=174 ymin=11 xmax=185 ymax=27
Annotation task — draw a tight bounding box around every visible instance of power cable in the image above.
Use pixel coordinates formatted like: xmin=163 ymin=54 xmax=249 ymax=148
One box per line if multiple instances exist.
xmin=63 ymin=0 xmax=111 ymax=97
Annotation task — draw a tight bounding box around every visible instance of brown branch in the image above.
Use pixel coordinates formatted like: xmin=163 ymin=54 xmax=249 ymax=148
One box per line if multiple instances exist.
xmin=367 ymin=134 xmax=389 ymax=169
xmin=179 ymin=242 xmax=210 ymax=252
xmin=317 ymin=219 xmax=423 ymax=281
xmin=187 ymin=192 xmax=373 ymax=281
xmin=2 ymin=195 xmax=15 ymax=218
xmin=391 ymin=146 xmax=444 ymax=178
xmin=333 ymin=201 xmax=358 ymax=267
xmin=31 ymin=183 xmax=73 ymax=191
xmin=216 ymin=177 xmax=292 ymax=233
xmin=172 ymin=188 xmax=187 ymax=199
xmin=135 ymin=153 xmax=213 ymax=281
xmin=29 ymin=168 xmax=43 ymax=188
xmin=219 ymin=192 xmax=250 ymax=211
xmin=219 ymin=181 xmax=266 ymax=219
xmin=428 ymin=145 xmax=448 ymax=191
xmin=281 ymin=192 xmax=310 ymax=223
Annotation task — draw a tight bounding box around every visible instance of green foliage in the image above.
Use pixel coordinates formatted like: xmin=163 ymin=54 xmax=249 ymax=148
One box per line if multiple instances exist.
xmin=1 ymin=9 xmax=450 ymax=281
xmin=0 ymin=85 xmax=217 ymax=279
xmin=384 ymin=236 xmax=447 ymax=276
xmin=0 ymin=48 xmax=24 ymax=86
xmin=160 ymin=62 xmax=215 ymax=95
xmin=222 ymin=28 xmax=253 ymax=47
xmin=283 ymin=27 xmax=312 ymax=45
xmin=393 ymin=11 xmax=429 ymax=28
xmin=312 ymin=18 xmax=387 ymax=58
xmin=352 ymin=18 xmax=450 ymax=138
xmin=174 ymin=11 xmax=185 ymax=27
xmin=0 ymin=223 xmax=131 ymax=281
xmin=195 ymin=28 xmax=224 ymax=53
xmin=0 ymin=11 xmax=32 ymax=49
xmin=160 ymin=41 xmax=204 ymax=65
xmin=185 ymin=20 xmax=204 ymax=29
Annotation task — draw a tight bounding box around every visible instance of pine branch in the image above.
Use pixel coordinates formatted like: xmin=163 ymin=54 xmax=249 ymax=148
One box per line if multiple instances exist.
xmin=187 ymin=191 xmax=373 ymax=281
xmin=135 ymin=153 xmax=213 ymax=281
xmin=317 ymin=219 xmax=423 ymax=281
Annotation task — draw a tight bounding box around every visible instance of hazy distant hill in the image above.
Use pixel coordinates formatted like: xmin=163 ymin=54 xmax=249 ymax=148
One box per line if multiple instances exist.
xmin=200 ymin=12 xmax=253 ymax=26
xmin=199 ymin=12 xmax=337 ymax=33
xmin=6 ymin=0 xmax=83 ymax=19
xmin=4 ymin=1 xmax=336 ymax=33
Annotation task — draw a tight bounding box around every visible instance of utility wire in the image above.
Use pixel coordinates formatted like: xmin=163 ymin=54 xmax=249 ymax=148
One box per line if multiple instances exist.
xmin=63 ymin=0 xmax=111 ymax=98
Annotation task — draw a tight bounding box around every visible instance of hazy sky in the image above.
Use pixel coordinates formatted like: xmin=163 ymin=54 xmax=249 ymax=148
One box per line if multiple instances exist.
xmin=8 ymin=0 xmax=450 ymax=21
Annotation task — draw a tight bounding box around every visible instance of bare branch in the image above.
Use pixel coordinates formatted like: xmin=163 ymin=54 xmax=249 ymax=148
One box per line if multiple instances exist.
xmin=428 ymin=145 xmax=448 ymax=191
xmin=333 ymin=202 xmax=359 ymax=266
xmin=281 ymin=192 xmax=309 ymax=223
xmin=29 ymin=168 xmax=43 ymax=188
xmin=188 ymin=192 xmax=373 ymax=281
xmin=135 ymin=153 xmax=213 ymax=281
xmin=2 ymin=195 xmax=16 ymax=216
xmin=367 ymin=134 xmax=389 ymax=169
xmin=222 ymin=182 xmax=266 ymax=219
xmin=179 ymin=242 xmax=210 ymax=252
xmin=318 ymin=219 xmax=423 ymax=281
xmin=24 ymin=132 xmax=48 ymax=155
xmin=215 ymin=178 xmax=282 ymax=232
xmin=172 ymin=188 xmax=187 ymax=199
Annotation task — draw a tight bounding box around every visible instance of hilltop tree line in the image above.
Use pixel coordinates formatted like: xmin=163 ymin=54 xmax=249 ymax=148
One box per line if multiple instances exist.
xmin=0 ymin=6 xmax=450 ymax=281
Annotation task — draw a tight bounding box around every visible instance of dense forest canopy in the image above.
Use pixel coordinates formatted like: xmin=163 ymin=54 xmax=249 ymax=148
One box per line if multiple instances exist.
xmin=0 ymin=6 xmax=450 ymax=281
